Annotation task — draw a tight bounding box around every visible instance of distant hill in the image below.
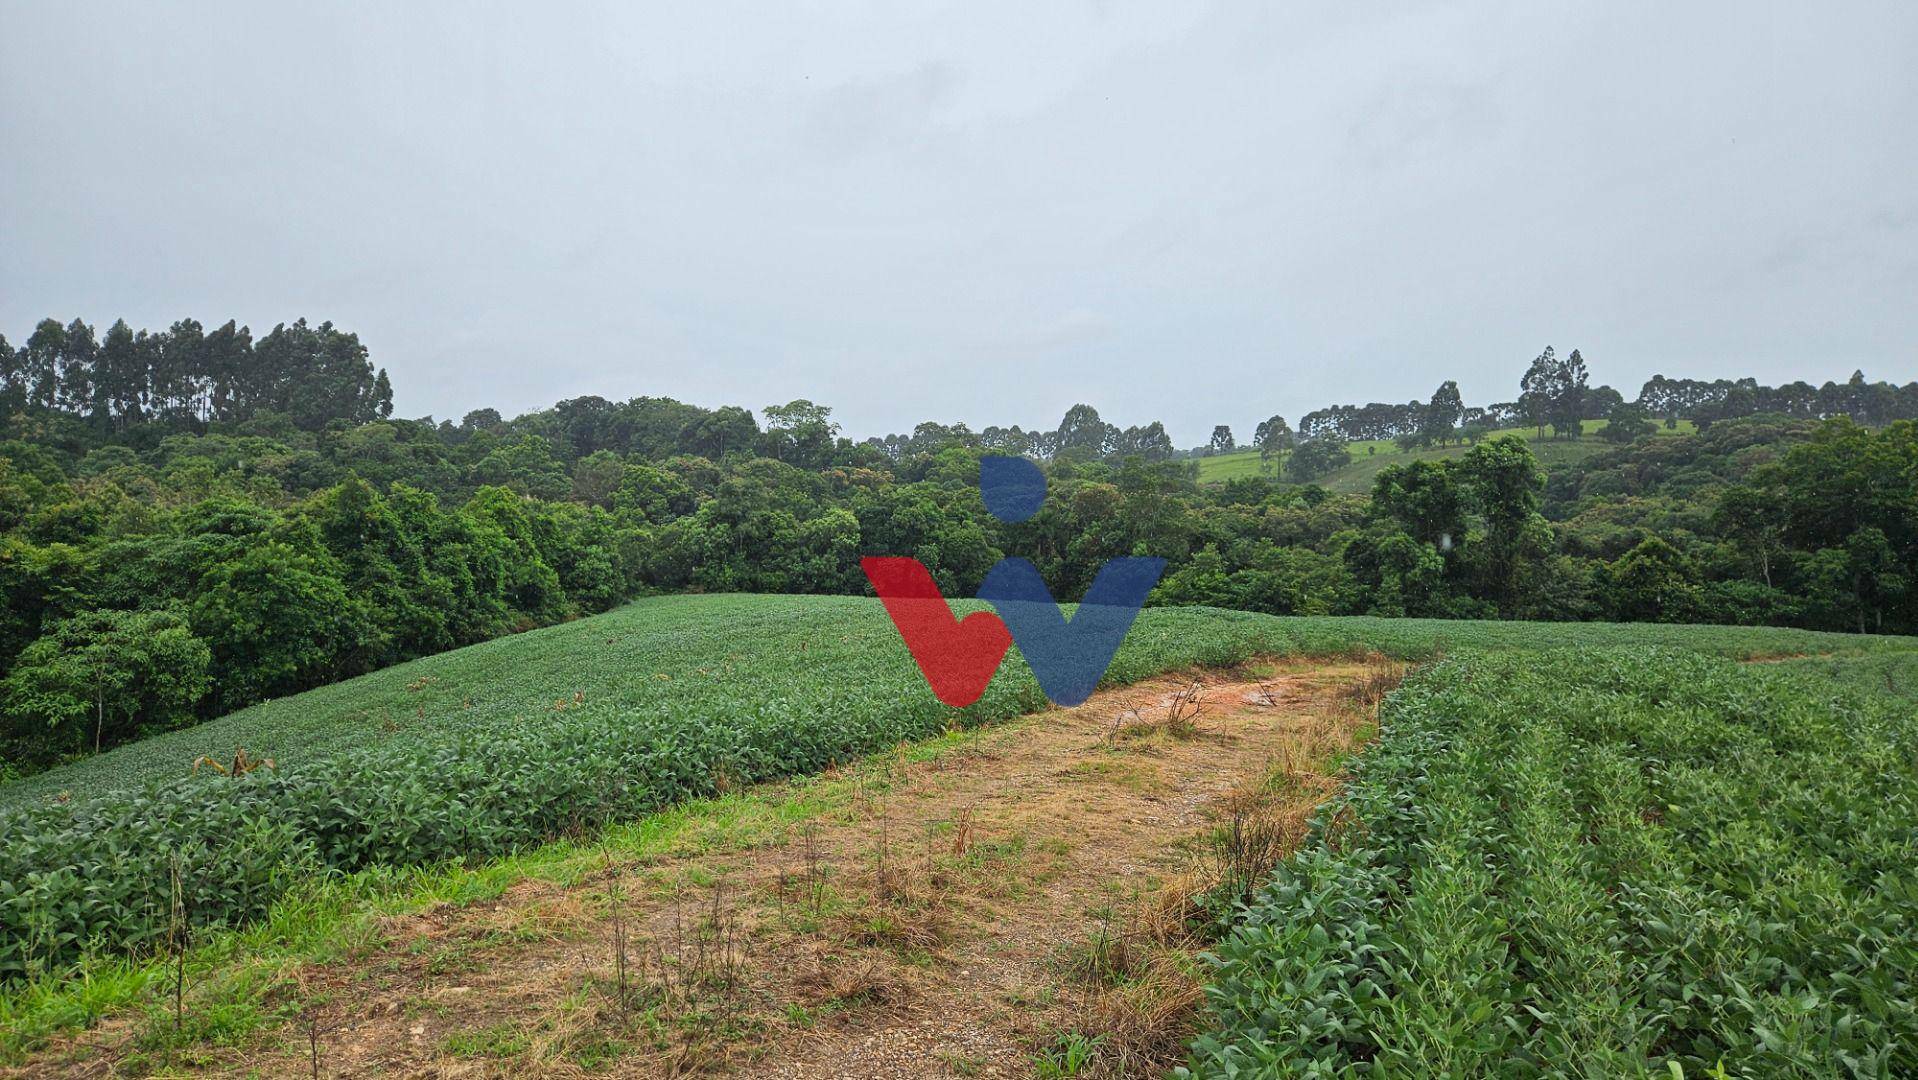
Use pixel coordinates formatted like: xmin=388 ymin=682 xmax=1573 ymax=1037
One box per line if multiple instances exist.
xmin=1195 ymin=419 xmax=1700 ymax=492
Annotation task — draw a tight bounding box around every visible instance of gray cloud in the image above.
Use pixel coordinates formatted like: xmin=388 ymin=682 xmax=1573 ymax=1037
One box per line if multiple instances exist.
xmin=3 ymin=0 xmax=1914 ymax=445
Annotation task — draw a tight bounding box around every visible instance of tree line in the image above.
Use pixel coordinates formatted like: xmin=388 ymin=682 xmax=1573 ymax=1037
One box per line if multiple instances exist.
xmin=0 ymin=318 xmax=392 ymax=432
xmin=1273 ymin=347 xmax=1916 ymax=448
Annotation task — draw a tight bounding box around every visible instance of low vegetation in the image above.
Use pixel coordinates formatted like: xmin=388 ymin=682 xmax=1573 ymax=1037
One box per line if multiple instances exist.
xmin=1185 ymin=647 xmax=1918 ymax=1077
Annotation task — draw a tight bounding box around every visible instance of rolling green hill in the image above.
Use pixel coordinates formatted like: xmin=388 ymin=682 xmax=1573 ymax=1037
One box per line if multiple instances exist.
xmin=0 ymin=587 xmax=1872 ymax=811
xmin=1197 ymin=420 xmax=1698 ymax=491
xmin=0 ymin=594 xmax=1263 ymax=811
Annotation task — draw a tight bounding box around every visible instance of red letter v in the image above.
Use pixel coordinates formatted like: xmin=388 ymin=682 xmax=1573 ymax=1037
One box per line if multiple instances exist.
xmin=862 ymin=557 xmax=1011 ymax=707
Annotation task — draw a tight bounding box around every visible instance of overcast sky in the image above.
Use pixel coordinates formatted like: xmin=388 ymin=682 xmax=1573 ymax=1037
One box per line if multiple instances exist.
xmin=3 ymin=2 xmax=1914 ymax=445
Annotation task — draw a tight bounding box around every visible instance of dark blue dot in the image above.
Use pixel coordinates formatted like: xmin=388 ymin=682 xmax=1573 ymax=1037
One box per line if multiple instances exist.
xmin=981 ymin=456 xmax=1046 ymax=522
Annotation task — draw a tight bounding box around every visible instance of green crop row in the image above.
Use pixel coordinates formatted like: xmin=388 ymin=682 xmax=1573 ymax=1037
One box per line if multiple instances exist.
xmin=1183 ymin=648 xmax=1918 ymax=1078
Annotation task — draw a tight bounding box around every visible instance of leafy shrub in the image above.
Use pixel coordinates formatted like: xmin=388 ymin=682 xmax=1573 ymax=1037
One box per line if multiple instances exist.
xmin=3 ymin=608 xmax=210 ymax=757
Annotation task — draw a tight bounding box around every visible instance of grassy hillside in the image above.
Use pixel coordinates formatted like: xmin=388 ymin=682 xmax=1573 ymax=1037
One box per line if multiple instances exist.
xmin=1197 ymin=420 xmax=1698 ymax=491
xmin=0 ymin=589 xmax=1877 ymax=811
xmin=0 ymin=595 xmax=1265 ymax=810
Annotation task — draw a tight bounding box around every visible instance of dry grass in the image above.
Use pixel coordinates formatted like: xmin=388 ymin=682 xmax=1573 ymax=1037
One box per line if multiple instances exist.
xmin=1048 ymin=806 xmax=1303 ymax=1079
xmin=1332 ymin=655 xmax=1409 ymax=717
xmin=1205 ymin=791 xmax=1315 ymax=914
xmin=1106 ymin=681 xmax=1209 ymax=744
xmin=1050 ymin=683 xmax=1376 ymax=1078
xmin=789 ymin=951 xmax=902 ymax=1008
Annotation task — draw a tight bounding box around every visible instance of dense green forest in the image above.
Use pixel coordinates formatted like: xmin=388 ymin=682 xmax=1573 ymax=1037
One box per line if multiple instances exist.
xmin=2 ymin=316 xmax=1914 ymax=775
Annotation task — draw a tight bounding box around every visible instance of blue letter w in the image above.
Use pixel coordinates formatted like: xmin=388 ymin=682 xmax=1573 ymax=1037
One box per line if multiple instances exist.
xmin=978 ymin=557 xmax=1166 ymax=706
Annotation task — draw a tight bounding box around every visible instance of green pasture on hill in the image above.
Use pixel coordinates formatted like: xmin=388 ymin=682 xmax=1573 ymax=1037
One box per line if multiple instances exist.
xmin=1196 ymin=419 xmax=1698 ymax=490
xmin=0 ymin=589 xmax=1873 ymax=811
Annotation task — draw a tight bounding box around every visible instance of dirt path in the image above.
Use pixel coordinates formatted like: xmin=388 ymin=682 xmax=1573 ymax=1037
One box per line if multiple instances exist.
xmin=739 ymin=663 xmax=1376 ymax=1080
xmin=28 ymin=659 xmax=1387 ymax=1079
